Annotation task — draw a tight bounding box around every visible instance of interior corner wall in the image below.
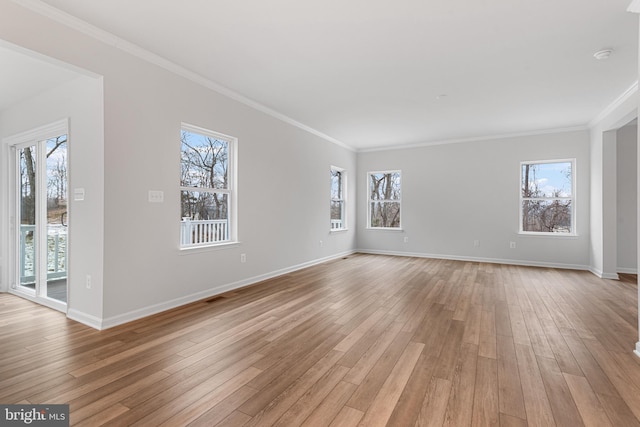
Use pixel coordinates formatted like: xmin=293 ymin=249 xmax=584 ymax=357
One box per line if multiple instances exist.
xmin=356 ymin=130 xmax=591 ymax=269
xmin=617 ymin=123 xmax=638 ymax=273
xmin=100 ymin=63 xmax=356 ymax=324
xmin=603 ymin=130 xmax=619 ymax=278
xmin=0 ymin=0 xmax=356 ymax=327
xmin=589 ymin=92 xmax=637 ymax=279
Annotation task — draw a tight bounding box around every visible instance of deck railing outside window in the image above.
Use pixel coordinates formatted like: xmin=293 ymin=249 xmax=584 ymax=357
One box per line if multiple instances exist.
xmin=180 ymin=219 xmax=229 ymax=246
xmin=20 ymin=224 xmax=67 ymax=284
xmin=331 ymin=219 xmax=343 ymax=230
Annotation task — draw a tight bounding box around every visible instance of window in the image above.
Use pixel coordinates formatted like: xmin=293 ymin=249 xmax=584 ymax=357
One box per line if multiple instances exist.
xmin=330 ymin=167 xmax=346 ymax=230
xmin=368 ymin=171 xmax=401 ymax=228
xmin=520 ymin=159 xmax=574 ymax=234
xmin=180 ymin=124 xmax=236 ymax=247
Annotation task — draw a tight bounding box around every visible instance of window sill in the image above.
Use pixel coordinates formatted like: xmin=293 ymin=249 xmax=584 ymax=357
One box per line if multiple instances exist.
xmin=366 ymin=227 xmax=404 ymax=232
xmin=330 ymin=228 xmax=349 ymax=233
xmin=179 ymin=241 xmax=241 ymax=254
xmin=518 ymin=232 xmax=578 ymax=238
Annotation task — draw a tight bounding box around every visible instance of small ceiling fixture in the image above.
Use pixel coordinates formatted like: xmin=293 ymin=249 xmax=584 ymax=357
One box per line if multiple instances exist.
xmin=593 ymin=49 xmax=614 ymax=60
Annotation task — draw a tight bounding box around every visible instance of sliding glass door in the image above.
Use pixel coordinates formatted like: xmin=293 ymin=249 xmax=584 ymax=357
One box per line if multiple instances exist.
xmin=12 ymin=123 xmax=68 ymax=311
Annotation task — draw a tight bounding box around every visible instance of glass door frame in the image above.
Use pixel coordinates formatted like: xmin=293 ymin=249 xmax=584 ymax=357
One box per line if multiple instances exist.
xmin=5 ymin=119 xmax=68 ymax=313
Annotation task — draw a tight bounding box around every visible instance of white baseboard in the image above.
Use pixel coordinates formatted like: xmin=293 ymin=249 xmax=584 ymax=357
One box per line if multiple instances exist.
xmin=588 ymin=266 xmax=620 ymax=280
xmin=357 ymin=249 xmax=591 ymax=272
xmin=635 ymin=342 xmax=640 ymax=359
xmin=54 ymin=249 xmax=633 ymax=330
xmin=617 ymin=267 xmax=638 ymax=274
xmin=99 ymin=250 xmax=356 ymax=330
xmin=67 ymin=309 xmax=104 ymax=329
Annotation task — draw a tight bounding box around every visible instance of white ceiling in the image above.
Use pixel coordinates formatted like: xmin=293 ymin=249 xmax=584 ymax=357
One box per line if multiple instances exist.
xmin=12 ymin=0 xmax=640 ymax=150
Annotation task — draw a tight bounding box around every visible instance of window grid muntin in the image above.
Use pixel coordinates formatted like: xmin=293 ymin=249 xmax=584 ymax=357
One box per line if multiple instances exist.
xmin=180 ymin=124 xmax=236 ymax=247
xmin=367 ymin=170 xmax=401 ymax=229
xmin=331 ymin=166 xmax=346 ymax=230
xmin=519 ymin=159 xmax=575 ymax=235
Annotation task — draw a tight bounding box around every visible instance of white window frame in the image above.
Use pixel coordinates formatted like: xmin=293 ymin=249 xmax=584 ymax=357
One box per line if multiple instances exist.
xmin=367 ymin=170 xmax=402 ymax=230
xmin=519 ymin=158 xmax=576 ymax=236
xmin=180 ymin=123 xmax=238 ymax=249
xmin=330 ymin=166 xmax=347 ymax=231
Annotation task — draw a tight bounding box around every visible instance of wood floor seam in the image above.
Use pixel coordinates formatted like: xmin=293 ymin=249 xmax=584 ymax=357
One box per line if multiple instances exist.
xmin=0 ymin=254 xmax=638 ymax=426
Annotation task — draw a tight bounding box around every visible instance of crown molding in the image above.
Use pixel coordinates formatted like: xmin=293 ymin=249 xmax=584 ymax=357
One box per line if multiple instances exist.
xmin=628 ymin=0 xmax=640 ymax=13
xmin=10 ymin=0 xmax=637 ymax=154
xmin=11 ymin=0 xmax=354 ymax=152
xmin=588 ymin=81 xmax=639 ymax=128
xmin=357 ymin=125 xmax=589 ymax=153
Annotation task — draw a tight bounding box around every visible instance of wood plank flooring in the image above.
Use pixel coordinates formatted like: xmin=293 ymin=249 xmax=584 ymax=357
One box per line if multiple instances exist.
xmin=1 ymin=254 xmax=639 ymax=426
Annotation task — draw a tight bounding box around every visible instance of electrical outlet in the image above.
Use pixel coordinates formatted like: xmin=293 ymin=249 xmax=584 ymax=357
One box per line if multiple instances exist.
xmin=319 ymin=240 xmax=323 ymax=247
xmin=148 ymin=190 xmax=164 ymax=203
xmin=474 ymin=240 xmax=480 ymax=247
xmin=403 ymin=236 xmax=409 ymax=243
xmin=86 ymin=274 xmax=92 ymax=289
xmin=510 ymin=241 xmax=516 ymax=249
xmin=240 ymin=253 xmax=246 ymax=263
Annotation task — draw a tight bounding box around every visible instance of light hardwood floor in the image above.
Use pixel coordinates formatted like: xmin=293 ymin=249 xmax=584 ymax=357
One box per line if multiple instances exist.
xmin=1 ymin=254 xmax=639 ymax=426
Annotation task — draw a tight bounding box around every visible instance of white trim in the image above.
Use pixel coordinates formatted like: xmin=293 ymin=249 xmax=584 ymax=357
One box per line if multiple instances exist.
xmin=330 ymin=166 xmax=347 ymax=231
xmin=0 ymin=38 xmax=101 ymax=79
xmin=628 ymin=0 xmax=640 ymax=13
xmin=367 ymin=170 xmax=402 ymax=229
xmin=358 ymin=126 xmax=588 ymax=153
xmin=519 ymin=158 xmax=576 ymax=235
xmin=4 ymin=119 xmax=70 ymax=314
xmin=10 ymin=1 xmax=637 ymax=153
xmin=357 ymin=249 xmax=591 ymax=272
xmin=8 ymin=288 xmax=67 ymax=312
xmin=99 ymin=250 xmax=356 ymax=329
xmin=180 ymin=124 xmax=238 ymax=247
xmin=12 ymin=0 xmax=353 ymax=152
xmin=588 ymin=266 xmax=620 ymax=280
xmin=179 ymin=241 xmax=241 ymax=254
xmin=617 ymin=267 xmax=638 ymax=274
xmin=518 ymin=232 xmax=578 ymax=238
xmin=3 ymin=118 xmax=68 ymax=145
xmin=635 ymin=342 xmax=640 ymax=358
xmin=589 ymin=82 xmax=639 ymax=128
xmin=67 ymin=308 xmax=103 ymax=329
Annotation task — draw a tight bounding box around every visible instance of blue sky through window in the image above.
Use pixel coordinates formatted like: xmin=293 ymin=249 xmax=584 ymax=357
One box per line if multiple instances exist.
xmin=522 ymin=161 xmax=572 ymax=198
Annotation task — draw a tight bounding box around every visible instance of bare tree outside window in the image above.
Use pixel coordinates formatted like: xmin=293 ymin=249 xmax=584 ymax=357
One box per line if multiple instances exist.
xmin=521 ymin=161 xmax=573 ymax=233
xmin=368 ymin=171 xmax=401 ymax=228
xmin=330 ymin=168 xmax=345 ymax=230
xmin=180 ymin=127 xmax=234 ymax=246
xmin=18 ymin=134 xmax=68 ymax=286
xmin=20 ymin=135 xmax=67 ymax=227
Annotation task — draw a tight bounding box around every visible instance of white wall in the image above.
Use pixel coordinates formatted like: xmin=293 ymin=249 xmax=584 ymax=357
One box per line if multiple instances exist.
xmin=98 ymin=41 xmax=356 ymax=326
xmin=1 ymin=0 xmax=637 ymax=331
xmin=617 ymin=122 xmax=638 ymax=273
xmin=0 ymin=75 xmax=105 ymax=323
xmin=357 ymin=130 xmax=591 ymax=269
xmin=589 ymin=91 xmax=637 ymax=279
xmin=100 ymin=61 xmax=356 ymax=324
xmin=0 ymin=0 xmax=356 ymax=327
